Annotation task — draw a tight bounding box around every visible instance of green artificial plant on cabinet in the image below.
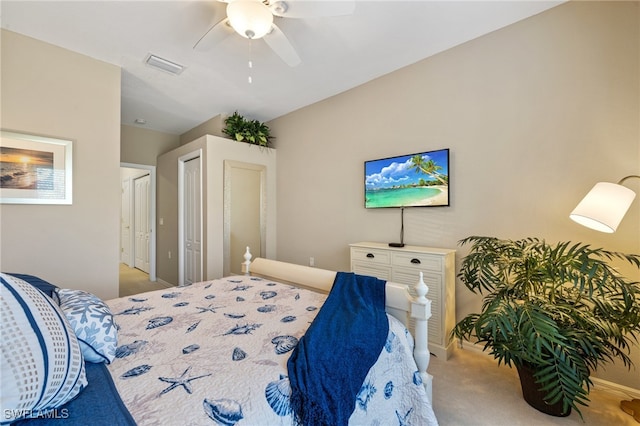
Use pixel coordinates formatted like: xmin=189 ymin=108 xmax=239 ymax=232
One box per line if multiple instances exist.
xmin=223 ymin=111 xmax=273 ymax=147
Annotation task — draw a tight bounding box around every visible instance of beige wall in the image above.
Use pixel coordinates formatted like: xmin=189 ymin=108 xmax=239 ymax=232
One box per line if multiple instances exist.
xmin=156 ymin=135 xmax=276 ymax=285
xmin=269 ymin=2 xmax=640 ymax=389
xmin=179 ymin=114 xmax=227 ymax=146
xmin=1 ymin=30 xmax=121 ymax=300
xmin=121 ymin=124 xmax=180 ymax=166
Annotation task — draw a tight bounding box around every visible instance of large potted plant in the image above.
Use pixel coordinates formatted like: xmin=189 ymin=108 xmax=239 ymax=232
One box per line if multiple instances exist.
xmin=451 ymin=236 xmax=640 ymax=417
xmin=223 ymin=111 xmax=273 ymax=147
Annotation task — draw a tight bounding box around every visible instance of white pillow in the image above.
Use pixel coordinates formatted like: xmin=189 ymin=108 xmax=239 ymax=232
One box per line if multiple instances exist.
xmin=54 ymin=288 xmax=118 ymax=364
xmin=0 ymin=273 xmax=87 ymax=423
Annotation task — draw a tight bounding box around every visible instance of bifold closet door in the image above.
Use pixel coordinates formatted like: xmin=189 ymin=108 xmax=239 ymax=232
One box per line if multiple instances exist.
xmin=182 ymin=157 xmax=202 ymax=285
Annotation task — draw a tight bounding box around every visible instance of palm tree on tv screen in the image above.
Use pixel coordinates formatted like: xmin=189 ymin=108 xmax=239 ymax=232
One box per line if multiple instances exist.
xmin=409 ymin=155 xmax=447 ymax=185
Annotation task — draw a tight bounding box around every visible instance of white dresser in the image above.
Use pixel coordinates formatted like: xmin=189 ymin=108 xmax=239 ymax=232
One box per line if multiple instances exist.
xmin=350 ymin=242 xmax=455 ymax=359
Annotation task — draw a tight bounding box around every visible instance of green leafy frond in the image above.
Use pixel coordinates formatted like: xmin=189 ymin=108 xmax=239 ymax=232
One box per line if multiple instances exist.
xmin=533 ymin=344 xmax=591 ymax=417
xmin=453 ymin=236 xmax=640 ymax=413
xmin=222 ymin=111 xmax=274 ymax=147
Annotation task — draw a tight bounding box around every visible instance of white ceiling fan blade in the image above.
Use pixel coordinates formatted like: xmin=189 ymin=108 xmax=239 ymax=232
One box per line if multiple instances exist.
xmin=193 ymin=18 xmax=234 ymax=51
xmin=263 ymin=24 xmax=301 ymax=67
xmin=269 ymin=0 xmax=355 ymax=18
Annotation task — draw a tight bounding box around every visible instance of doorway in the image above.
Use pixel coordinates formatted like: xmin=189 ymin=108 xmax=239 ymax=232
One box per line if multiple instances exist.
xmin=120 ymin=163 xmax=156 ymax=282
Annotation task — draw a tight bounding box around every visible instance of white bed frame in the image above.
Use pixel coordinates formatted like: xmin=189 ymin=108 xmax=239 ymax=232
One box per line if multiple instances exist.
xmin=242 ymin=248 xmax=434 ymax=402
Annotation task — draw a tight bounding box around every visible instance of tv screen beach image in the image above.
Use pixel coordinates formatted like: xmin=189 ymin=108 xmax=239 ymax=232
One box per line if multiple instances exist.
xmin=365 ymin=149 xmax=449 ymax=208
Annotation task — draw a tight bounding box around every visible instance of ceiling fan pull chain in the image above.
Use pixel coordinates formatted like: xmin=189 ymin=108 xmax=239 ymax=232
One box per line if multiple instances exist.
xmin=248 ymin=39 xmax=253 ymax=84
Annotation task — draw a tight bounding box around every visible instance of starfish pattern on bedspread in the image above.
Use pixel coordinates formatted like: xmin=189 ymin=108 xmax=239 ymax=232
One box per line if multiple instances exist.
xmin=158 ymin=366 xmax=211 ymax=396
xmin=231 ymin=285 xmax=252 ymax=291
xmin=195 ymin=304 xmax=223 ymax=314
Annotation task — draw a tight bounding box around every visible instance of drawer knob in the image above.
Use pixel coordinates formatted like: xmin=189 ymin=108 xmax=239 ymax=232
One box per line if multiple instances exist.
xmin=411 ymin=258 xmax=421 ymax=264
xmin=366 ymin=253 xmax=375 ymax=258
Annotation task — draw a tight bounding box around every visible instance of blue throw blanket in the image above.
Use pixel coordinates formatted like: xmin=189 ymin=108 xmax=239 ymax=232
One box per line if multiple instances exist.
xmin=287 ymin=272 xmax=388 ymax=426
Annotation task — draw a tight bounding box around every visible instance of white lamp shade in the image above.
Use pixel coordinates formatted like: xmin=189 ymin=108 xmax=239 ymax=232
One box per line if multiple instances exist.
xmin=569 ymin=182 xmax=636 ymax=233
xmin=227 ymin=1 xmax=273 ymax=39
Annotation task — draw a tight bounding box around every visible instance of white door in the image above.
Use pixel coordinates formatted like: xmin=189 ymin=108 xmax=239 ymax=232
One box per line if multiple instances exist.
xmin=183 ymin=157 xmax=202 ymax=285
xmin=134 ymin=174 xmax=151 ymax=273
xmin=120 ymin=178 xmax=131 ymax=265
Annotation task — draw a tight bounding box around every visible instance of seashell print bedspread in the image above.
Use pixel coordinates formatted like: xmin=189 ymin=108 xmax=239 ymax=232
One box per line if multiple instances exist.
xmin=106 ymin=275 xmax=438 ymax=425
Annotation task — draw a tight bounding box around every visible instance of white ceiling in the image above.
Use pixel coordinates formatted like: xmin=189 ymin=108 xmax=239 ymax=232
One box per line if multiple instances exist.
xmin=1 ymin=1 xmax=563 ymax=135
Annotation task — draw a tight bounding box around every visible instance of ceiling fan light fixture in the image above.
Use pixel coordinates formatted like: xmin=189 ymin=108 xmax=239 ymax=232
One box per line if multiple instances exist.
xmin=227 ymin=0 xmax=274 ymax=39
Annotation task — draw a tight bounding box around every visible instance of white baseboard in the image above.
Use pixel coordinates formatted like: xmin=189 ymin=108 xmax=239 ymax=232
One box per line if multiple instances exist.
xmin=454 ymin=339 xmax=640 ymax=400
xmin=156 ymin=278 xmax=174 ymax=288
xmin=591 ymin=377 xmax=640 ymax=400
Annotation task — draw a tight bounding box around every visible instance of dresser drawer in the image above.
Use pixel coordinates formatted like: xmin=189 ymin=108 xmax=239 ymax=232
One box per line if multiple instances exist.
xmin=351 ymin=247 xmax=391 ymax=265
xmin=351 ymin=262 xmax=391 ymax=281
xmin=392 ymin=252 xmax=442 ymax=271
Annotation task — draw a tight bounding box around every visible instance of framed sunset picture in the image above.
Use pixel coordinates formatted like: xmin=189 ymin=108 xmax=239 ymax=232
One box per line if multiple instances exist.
xmin=1 ymin=131 xmax=73 ymax=204
xmin=365 ymin=148 xmax=449 ymax=208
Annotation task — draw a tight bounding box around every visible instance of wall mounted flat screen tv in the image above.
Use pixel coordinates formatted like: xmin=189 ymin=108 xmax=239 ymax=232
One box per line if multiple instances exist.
xmin=365 ymin=148 xmax=449 ymax=208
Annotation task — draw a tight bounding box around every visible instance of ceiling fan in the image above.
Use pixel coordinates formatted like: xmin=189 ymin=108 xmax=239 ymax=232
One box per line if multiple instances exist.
xmin=193 ymin=0 xmax=355 ymax=67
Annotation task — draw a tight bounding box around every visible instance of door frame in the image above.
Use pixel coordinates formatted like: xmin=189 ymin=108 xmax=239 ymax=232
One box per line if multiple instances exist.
xmin=178 ymin=150 xmax=204 ymax=286
xmin=120 ymin=162 xmax=156 ymax=282
xmin=223 ymin=160 xmax=267 ymax=277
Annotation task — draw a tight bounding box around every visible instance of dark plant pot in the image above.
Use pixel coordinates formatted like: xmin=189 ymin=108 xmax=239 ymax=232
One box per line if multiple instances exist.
xmin=516 ymin=363 xmax=571 ymax=417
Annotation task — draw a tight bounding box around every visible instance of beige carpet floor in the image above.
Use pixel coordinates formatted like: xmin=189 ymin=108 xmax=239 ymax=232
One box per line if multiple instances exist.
xmin=118 ymin=263 xmax=172 ymax=297
xmin=430 ymin=347 xmax=638 ymax=425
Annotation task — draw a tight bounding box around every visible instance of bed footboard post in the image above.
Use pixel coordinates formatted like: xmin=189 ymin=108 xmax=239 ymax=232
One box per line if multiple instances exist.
xmin=243 ymin=246 xmax=252 ymax=276
xmin=411 ymin=272 xmax=433 ymax=402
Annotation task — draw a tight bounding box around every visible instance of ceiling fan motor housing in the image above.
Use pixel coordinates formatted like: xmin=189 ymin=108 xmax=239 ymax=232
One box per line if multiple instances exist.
xmin=227 ymin=0 xmax=274 ymax=39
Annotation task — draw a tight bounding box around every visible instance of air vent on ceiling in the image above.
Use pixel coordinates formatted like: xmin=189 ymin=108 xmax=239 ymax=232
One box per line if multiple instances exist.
xmin=144 ymin=54 xmax=185 ymax=75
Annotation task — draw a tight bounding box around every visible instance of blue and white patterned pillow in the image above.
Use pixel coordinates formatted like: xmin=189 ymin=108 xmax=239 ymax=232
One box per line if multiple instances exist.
xmin=54 ymin=288 xmax=118 ymax=364
xmin=0 ymin=273 xmax=87 ymax=424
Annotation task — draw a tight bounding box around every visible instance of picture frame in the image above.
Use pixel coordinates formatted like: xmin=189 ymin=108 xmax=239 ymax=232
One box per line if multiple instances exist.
xmin=1 ymin=130 xmax=73 ymax=204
